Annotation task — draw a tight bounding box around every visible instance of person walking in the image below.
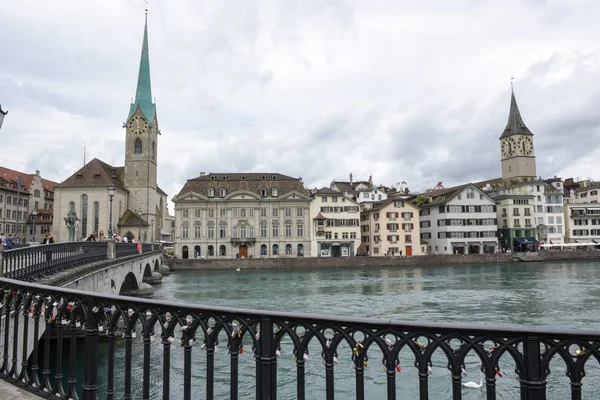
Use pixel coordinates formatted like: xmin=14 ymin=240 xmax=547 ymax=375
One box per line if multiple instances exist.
xmin=5 ymin=234 xmax=14 ymax=250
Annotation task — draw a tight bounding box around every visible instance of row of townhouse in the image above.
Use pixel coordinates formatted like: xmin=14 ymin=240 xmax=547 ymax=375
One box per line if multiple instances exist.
xmin=563 ymin=179 xmax=600 ymax=244
xmin=171 ymin=173 xmax=366 ymax=259
xmin=0 ymin=168 xmax=57 ymax=244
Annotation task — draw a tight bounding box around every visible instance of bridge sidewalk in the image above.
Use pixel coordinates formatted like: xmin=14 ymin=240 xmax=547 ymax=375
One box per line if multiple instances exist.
xmin=0 ymin=379 xmax=44 ymax=399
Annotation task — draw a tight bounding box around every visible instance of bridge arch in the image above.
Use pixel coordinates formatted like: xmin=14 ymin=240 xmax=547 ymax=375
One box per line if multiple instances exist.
xmin=119 ymin=271 xmax=140 ymax=295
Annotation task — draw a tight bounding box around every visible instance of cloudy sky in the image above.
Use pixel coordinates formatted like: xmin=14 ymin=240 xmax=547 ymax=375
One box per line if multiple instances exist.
xmin=2 ymin=0 xmax=600 ymax=211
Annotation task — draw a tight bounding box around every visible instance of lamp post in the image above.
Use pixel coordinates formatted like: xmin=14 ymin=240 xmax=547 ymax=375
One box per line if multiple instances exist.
xmin=108 ymin=184 xmax=115 ymax=238
xmin=32 ymin=209 xmax=37 ymax=243
xmin=151 ymin=219 xmax=154 ymax=243
xmin=137 ymin=209 xmax=142 ymax=242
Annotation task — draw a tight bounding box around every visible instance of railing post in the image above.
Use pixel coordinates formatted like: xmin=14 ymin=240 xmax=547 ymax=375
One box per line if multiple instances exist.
xmin=107 ymin=240 xmax=116 ymax=260
xmin=82 ymin=301 xmax=99 ymax=400
xmin=258 ymin=316 xmax=275 ymax=400
xmin=524 ymin=336 xmax=546 ymax=400
xmin=0 ymin=251 xmax=3 ymax=276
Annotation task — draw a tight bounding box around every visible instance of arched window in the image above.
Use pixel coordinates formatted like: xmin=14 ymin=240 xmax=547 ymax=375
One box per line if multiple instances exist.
xmin=219 ymin=245 xmax=226 ymax=256
xmin=194 ymin=245 xmax=201 ymax=258
xmin=134 ymin=138 xmax=142 ymax=154
xmin=272 ymin=244 xmax=279 ymax=255
xmin=297 ymin=244 xmax=304 ymax=257
xmin=286 ymin=244 xmax=292 ymax=255
xmin=182 ymin=246 xmax=189 ymax=259
xmin=93 ymin=201 xmax=99 ymax=233
xmin=81 ymin=194 xmax=88 ymax=238
xmin=260 ymin=244 xmax=267 ymax=256
xmin=152 ymin=140 xmax=156 ymax=160
xmin=240 ymin=225 xmax=247 ymax=238
xmin=208 ymin=245 xmax=214 ymax=256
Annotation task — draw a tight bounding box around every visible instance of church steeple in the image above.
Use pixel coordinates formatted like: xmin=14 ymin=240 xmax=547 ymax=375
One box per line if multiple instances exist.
xmin=500 ymin=87 xmax=532 ymax=139
xmin=128 ymin=10 xmax=155 ymax=121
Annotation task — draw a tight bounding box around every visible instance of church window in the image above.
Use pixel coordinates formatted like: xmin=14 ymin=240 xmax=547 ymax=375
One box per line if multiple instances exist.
xmin=81 ymin=194 xmax=88 ymax=238
xmin=152 ymin=140 xmax=156 ymax=160
xmin=93 ymin=201 xmax=99 ymax=233
xmin=134 ymin=138 xmax=142 ymax=154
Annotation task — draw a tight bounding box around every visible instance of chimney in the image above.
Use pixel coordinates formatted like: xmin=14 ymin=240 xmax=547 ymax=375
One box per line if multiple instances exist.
xmin=369 ymin=175 xmax=373 ymax=185
xmin=349 ymin=173 xmax=353 ymax=186
xmin=200 ymin=172 xmax=205 ymax=176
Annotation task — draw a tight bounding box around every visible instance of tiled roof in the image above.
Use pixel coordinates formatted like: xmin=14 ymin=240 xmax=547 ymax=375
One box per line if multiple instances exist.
xmin=0 ymin=167 xmax=58 ymax=193
xmin=314 ymin=187 xmax=342 ymax=195
xmin=313 ymin=212 xmax=327 ymax=220
xmin=176 ymin=172 xmax=305 ymax=198
xmin=500 ymin=90 xmax=533 ymax=139
xmin=55 ymin=158 xmax=127 ymax=190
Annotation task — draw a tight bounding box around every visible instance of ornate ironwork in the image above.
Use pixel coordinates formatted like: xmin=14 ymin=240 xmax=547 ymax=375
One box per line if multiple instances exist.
xmin=0 ymin=277 xmax=598 ymax=399
xmin=1 ymin=242 xmax=108 ymax=282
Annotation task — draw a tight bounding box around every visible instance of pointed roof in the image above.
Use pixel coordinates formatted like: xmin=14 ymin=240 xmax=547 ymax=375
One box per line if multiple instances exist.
xmin=128 ymin=12 xmax=156 ymax=121
xmin=500 ymin=89 xmax=533 ymax=139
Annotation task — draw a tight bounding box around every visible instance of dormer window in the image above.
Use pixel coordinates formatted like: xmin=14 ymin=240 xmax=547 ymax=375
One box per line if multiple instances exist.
xmin=272 ymin=187 xmax=279 ymax=197
xmin=208 ymin=188 xmax=215 ymax=198
xmin=222 ymin=176 xmax=227 ymax=180
xmin=261 ymin=175 xmax=267 ymax=180
xmin=210 ymin=176 xmax=216 ymax=180
xmin=220 ymin=188 xmax=227 ymax=197
xmin=272 ymin=175 xmax=277 ymax=180
xmin=260 ymin=188 xmax=267 ymax=197
xmin=241 ymin=175 xmax=247 ymax=180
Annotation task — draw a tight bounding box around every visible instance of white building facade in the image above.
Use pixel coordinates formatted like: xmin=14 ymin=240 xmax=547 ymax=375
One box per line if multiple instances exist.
xmin=309 ymin=188 xmax=361 ymax=257
xmin=419 ymin=184 xmax=499 ymax=255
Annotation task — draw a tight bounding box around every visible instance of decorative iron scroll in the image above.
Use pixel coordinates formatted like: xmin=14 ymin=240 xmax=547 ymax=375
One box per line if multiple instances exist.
xmin=0 ymin=277 xmax=598 ymax=400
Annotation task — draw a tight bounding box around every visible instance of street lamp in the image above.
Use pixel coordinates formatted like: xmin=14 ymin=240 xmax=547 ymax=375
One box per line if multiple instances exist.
xmin=108 ymin=184 xmax=115 ymax=238
xmin=151 ymin=219 xmax=154 ymax=243
xmin=137 ymin=209 xmax=142 ymax=242
xmin=32 ymin=209 xmax=37 ymax=243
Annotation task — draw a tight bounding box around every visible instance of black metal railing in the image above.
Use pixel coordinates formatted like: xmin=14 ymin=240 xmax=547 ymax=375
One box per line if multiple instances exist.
xmin=1 ymin=242 xmax=108 ymax=282
xmin=0 ymin=277 xmax=599 ymax=400
xmin=115 ymin=242 xmax=138 ymax=258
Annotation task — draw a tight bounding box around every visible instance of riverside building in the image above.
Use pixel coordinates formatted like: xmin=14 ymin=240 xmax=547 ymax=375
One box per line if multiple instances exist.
xmin=172 ymin=173 xmax=312 ymax=259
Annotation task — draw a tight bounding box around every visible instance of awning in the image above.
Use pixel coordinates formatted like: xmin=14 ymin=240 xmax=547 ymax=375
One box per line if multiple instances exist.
xmin=483 ymin=241 xmax=498 ymax=246
xmin=451 ymin=242 xmax=467 ymax=247
xmin=160 ymin=229 xmax=171 ymax=236
xmin=514 ymin=237 xmax=539 ymax=245
xmin=468 ymin=242 xmax=482 ymax=246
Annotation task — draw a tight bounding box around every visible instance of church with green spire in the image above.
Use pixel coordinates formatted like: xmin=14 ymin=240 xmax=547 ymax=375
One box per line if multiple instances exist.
xmin=52 ymin=12 xmax=169 ymax=243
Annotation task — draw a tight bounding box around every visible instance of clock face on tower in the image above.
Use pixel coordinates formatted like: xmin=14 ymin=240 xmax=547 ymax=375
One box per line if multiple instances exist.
xmin=128 ymin=116 xmax=149 ymax=134
xmin=518 ymin=136 xmax=534 ymax=155
xmin=502 ymin=138 xmax=516 ymax=157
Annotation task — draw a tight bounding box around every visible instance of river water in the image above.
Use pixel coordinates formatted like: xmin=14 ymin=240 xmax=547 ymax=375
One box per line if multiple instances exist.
xmin=96 ymin=260 xmax=600 ymax=399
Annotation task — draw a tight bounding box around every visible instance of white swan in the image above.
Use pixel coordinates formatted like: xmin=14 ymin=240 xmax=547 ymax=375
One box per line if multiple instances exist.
xmin=236 ymin=267 xmax=241 ymax=271
xmin=462 ymin=372 xmax=483 ymax=388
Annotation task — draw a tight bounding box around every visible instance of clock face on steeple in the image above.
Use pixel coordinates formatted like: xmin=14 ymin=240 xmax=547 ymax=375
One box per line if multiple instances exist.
xmin=128 ymin=116 xmax=148 ymax=134
xmin=501 ymin=138 xmax=516 ymax=157
xmin=518 ymin=136 xmax=533 ymax=155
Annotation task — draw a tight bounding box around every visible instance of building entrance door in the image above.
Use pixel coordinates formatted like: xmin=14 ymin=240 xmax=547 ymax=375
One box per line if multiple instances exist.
xmin=239 ymin=245 xmax=248 ymax=258
xmin=405 ymin=246 xmax=412 ymax=256
xmin=331 ymin=245 xmax=341 ymax=257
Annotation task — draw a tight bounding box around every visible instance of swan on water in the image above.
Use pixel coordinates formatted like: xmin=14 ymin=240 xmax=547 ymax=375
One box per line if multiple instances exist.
xmin=462 ymin=372 xmax=483 ymax=389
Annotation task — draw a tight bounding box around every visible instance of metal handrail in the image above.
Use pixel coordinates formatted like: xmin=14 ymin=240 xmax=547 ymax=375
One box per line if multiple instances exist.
xmin=0 ymin=277 xmax=598 ymax=399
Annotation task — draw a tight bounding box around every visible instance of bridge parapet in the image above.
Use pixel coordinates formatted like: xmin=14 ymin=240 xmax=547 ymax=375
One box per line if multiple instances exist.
xmin=0 ymin=277 xmax=598 ymax=399
xmin=0 ymin=242 xmax=153 ymax=282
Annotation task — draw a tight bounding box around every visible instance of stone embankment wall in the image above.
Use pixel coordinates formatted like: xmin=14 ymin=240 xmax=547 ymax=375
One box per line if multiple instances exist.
xmin=169 ymin=251 xmax=600 ymax=271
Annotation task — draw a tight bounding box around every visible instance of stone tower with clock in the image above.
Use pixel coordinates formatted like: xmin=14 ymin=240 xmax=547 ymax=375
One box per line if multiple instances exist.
xmin=499 ymin=89 xmax=536 ymax=180
xmin=124 ymin=11 xmax=159 ymax=217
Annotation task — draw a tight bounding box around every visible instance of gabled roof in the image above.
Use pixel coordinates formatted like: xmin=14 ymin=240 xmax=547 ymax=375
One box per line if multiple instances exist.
xmin=362 ymin=197 xmax=419 ymax=213
xmin=421 ymin=183 xmax=496 ymax=207
xmin=500 ymin=89 xmax=533 ymax=139
xmin=128 ymin=12 xmax=156 ymax=121
xmin=55 ymin=158 xmax=127 ymax=190
xmin=314 ymin=187 xmax=342 ymax=195
xmin=0 ymin=167 xmax=58 ymax=193
xmin=118 ymin=209 xmax=149 ymax=227
xmin=313 ymin=212 xmax=327 ymax=220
